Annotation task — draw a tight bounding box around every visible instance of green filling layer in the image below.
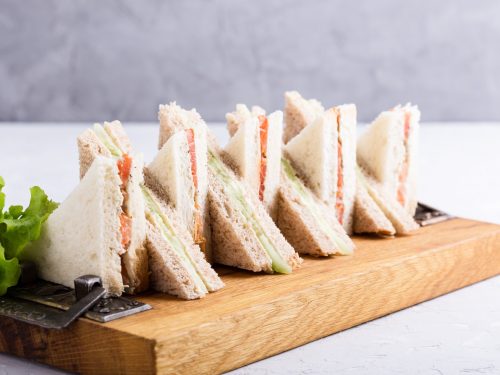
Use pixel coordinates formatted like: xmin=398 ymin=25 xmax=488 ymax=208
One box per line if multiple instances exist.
xmin=208 ymin=151 xmax=292 ymax=274
xmin=142 ymin=187 xmax=209 ymax=293
xmin=93 ymin=124 xmax=123 ymax=157
xmin=282 ymin=158 xmax=353 ymax=255
xmin=94 ymin=124 xmax=210 ymax=290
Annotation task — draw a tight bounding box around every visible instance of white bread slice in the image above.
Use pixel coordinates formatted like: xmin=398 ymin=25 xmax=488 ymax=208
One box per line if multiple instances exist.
xmin=353 ymin=181 xmax=396 ymax=236
xmin=357 ymin=111 xmax=403 ymax=199
xmin=357 ymin=167 xmax=419 ymax=235
xmin=226 ymin=104 xmax=265 ymax=137
xmin=277 ymin=160 xmax=355 ymax=256
xmin=284 ymin=109 xmax=337 ymax=206
xmin=158 ymin=103 xmax=212 ymax=262
xmin=147 ymin=129 xmax=208 ymax=248
xmin=224 ymin=105 xmax=283 ymax=218
xmin=77 ymin=123 xmax=149 ymax=294
xmin=283 ymin=91 xmax=324 ymax=143
xmin=262 ymin=111 xmax=284 ymax=219
xmin=143 ymin=187 xmax=223 ymax=299
xmin=357 ymin=105 xmax=420 ymax=215
xmin=25 ymin=157 xmax=125 ymax=295
xmin=208 ymin=156 xmax=302 ymax=273
xmin=223 ymin=115 xmax=260 ymax=197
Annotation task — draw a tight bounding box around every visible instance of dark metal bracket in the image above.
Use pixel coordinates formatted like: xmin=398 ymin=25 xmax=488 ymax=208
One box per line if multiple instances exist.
xmin=414 ymin=202 xmax=453 ymax=226
xmin=0 ymin=263 xmax=151 ymax=329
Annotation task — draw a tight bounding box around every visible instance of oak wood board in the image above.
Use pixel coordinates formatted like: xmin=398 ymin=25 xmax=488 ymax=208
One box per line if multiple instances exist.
xmin=0 ymin=218 xmax=499 ymax=374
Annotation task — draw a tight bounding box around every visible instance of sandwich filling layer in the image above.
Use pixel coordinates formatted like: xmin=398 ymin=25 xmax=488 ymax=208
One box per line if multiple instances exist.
xmin=93 ymin=124 xmax=123 ymax=157
xmin=208 ymin=151 xmax=292 ymax=273
xmin=397 ymin=111 xmax=411 ymax=206
xmin=334 ymin=110 xmax=345 ymax=224
xmin=282 ymin=158 xmax=353 ymax=254
xmin=258 ymin=115 xmax=269 ymax=202
xmin=186 ymin=129 xmax=206 ymax=252
xmin=93 ymin=124 xmax=132 ymax=256
xmin=142 ymin=187 xmax=211 ymax=294
xmin=117 ymin=155 xmax=132 ymax=251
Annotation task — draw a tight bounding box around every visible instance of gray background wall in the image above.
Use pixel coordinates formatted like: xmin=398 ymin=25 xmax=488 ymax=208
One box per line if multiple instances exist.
xmin=1 ymin=0 xmax=499 ymax=123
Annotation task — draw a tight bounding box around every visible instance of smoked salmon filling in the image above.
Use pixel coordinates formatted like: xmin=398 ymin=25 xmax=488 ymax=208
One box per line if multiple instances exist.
xmin=258 ymin=115 xmax=269 ymax=202
xmin=186 ymin=129 xmax=206 ymax=252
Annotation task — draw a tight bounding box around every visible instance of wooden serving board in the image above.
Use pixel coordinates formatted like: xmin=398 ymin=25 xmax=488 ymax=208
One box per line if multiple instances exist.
xmin=1 ymin=218 xmax=500 ymax=374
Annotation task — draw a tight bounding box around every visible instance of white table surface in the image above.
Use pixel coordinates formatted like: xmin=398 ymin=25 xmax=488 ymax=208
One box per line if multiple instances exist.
xmin=0 ymin=122 xmax=499 ymax=375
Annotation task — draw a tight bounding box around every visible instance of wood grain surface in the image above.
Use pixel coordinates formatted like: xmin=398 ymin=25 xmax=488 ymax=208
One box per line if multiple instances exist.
xmin=0 ymin=218 xmax=499 ymax=374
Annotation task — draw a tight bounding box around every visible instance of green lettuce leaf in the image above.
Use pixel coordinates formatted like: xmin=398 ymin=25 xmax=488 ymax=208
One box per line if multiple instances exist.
xmin=0 ymin=176 xmax=5 ymax=214
xmin=0 ymin=179 xmax=58 ymax=295
xmin=0 ymin=186 xmax=58 ymax=259
xmin=0 ymin=243 xmax=20 ymax=296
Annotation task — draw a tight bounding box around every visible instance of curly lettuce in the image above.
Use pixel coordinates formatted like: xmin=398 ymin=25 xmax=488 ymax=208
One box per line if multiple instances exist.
xmin=0 ymin=244 xmax=20 ymax=295
xmin=0 ymin=177 xmax=58 ymax=295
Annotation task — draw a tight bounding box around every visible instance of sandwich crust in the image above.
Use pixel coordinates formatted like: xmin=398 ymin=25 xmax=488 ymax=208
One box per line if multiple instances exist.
xmin=77 ymin=129 xmax=112 ymax=179
xmin=208 ymin=163 xmax=302 ymax=272
xmin=277 ymin=171 xmax=354 ymax=256
xmin=283 ymin=91 xmax=324 ymax=144
xmin=146 ymin=221 xmax=205 ymax=299
xmin=358 ymin=167 xmax=419 ymax=235
xmin=144 ymin=189 xmax=223 ymax=299
xmin=353 ymin=182 xmax=396 ymax=236
xmin=158 ymin=102 xmax=205 ymax=149
xmin=208 ymin=170 xmax=273 ymax=272
xmin=226 ymin=104 xmax=266 ymax=137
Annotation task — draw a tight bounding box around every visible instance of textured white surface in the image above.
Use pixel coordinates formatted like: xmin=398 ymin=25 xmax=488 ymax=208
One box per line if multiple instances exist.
xmin=0 ymin=122 xmax=499 ymax=374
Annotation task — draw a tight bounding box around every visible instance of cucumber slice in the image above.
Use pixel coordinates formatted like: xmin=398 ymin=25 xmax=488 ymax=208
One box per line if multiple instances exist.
xmin=282 ymin=158 xmax=353 ymax=255
xmin=208 ymin=151 xmax=292 ymax=274
xmin=142 ymin=186 xmax=209 ymax=293
xmin=93 ymin=123 xmax=123 ymax=157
